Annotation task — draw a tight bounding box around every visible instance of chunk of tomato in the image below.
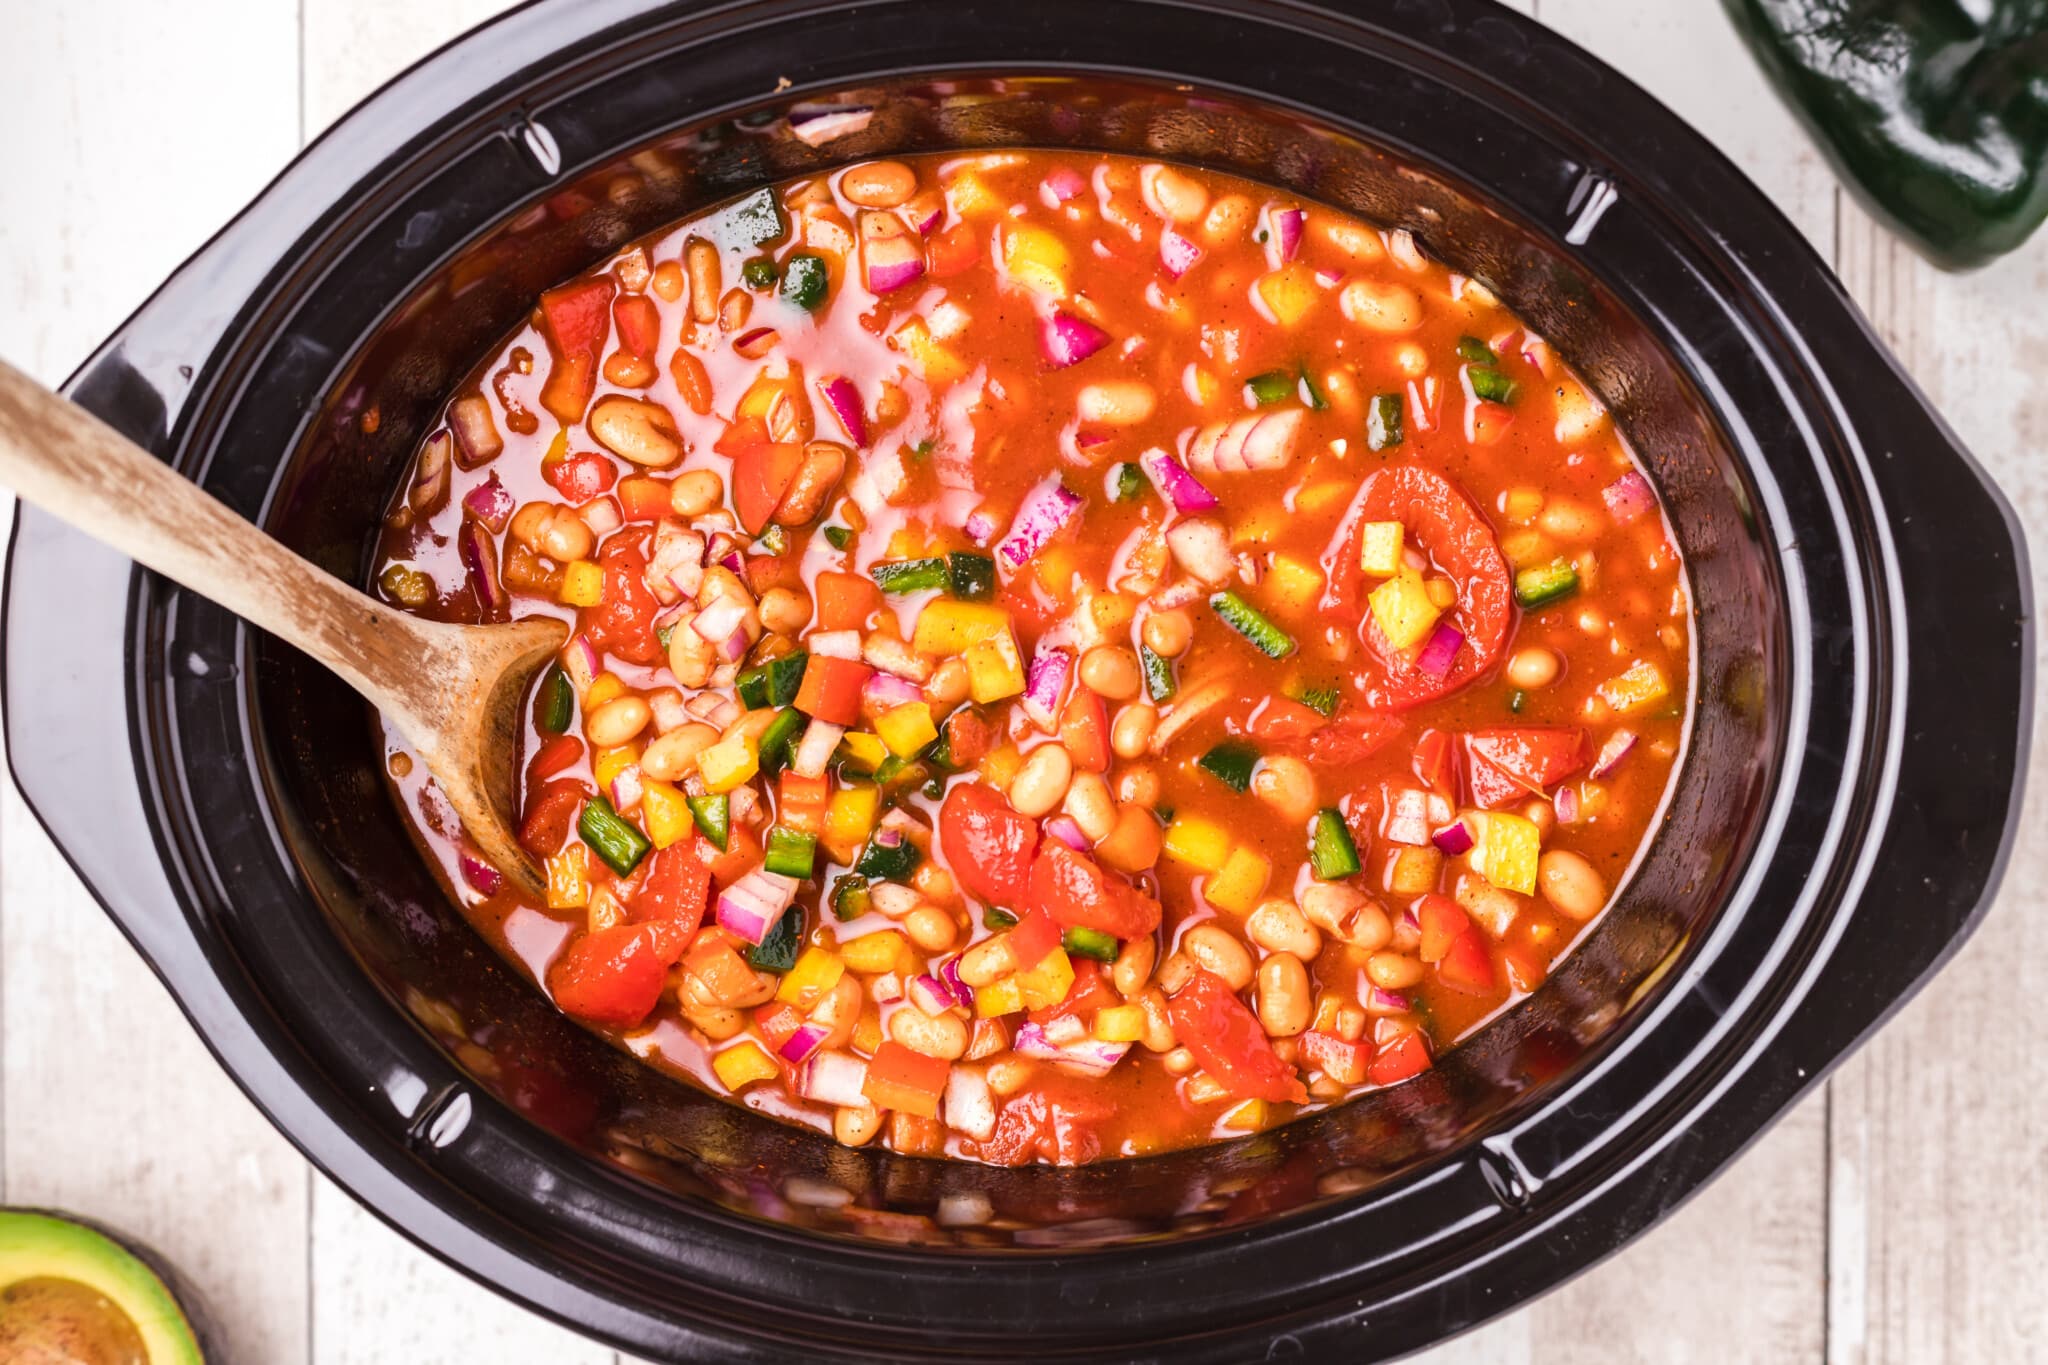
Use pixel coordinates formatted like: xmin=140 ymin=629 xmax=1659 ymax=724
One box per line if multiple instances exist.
xmin=537 ymin=277 xmax=615 ymax=424
xmin=1462 ymin=726 xmax=1587 ymax=808
xmin=546 ymin=919 xmax=687 ymax=1028
xmin=1058 ymin=690 xmax=1110 ymax=773
xmin=1367 ymin=1030 xmax=1433 ymax=1086
xmin=1245 ymin=697 xmax=1328 ymax=743
xmin=727 ymin=437 xmax=803 ymax=534
xmin=583 ymin=533 xmax=665 ymax=666
xmin=979 ymin=1086 xmax=1112 ymax=1166
xmin=1027 ymin=842 xmax=1161 ymax=940
xmin=1320 ymin=466 xmax=1512 ymax=709
xmin=518 ymin=780 xmax=587 ymax=859
xmin=1416 ymin=893 xmax=1472 ymax=964
xmin=1437 ymin=929 xmax=1496 ymax=997
xmin=546 ymin=452 xmax=617 ymax=503
xmin=632 ymin=838 xmax=712 ymax=934
xmin=939 ymin=782 xmax=1038 ymax=908
xmin=1166 ymin=969 xmax=1308 ymax=1104
xmin=1301 ymin=708 xmax=1408 ymax=767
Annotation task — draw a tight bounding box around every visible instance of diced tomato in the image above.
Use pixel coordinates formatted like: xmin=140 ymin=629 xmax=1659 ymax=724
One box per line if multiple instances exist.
xmin=927 ymin=222 xmax=982 ymax=277
xmin=1469 ymin=401 xmax=1515 ymax=446
xmin=537 ymin=277 xmax=615 ymax=424
xmin=814 ymin=570 xmax=881 ymax=632
xmin=1321 ymin=466 xmax=1512 ymax=709
xmin=546 ymin=452 xmax=616 ymax=502
xmin=1437 ymin=929 xmax=1496 ymax=996
xmin=863 ymin=1040 xmax=950 ymax=1118
xmin=528 ymin=734 xmax=585 ymax=782
xmin=1058 ymin=690 xmax=1110 ymax=773
xmin=611 ymin=293 xmax=661 ymax=360
xmin=978 ymin=1087 xmax=1112 ymax=1165
xmin=709 ymin=825 xmax=763 ymax=886
xmin=1462 ymin=726 xmax=1588 ymax=808
xmin=939 ymin=781 xmax=1038 ymax=907
xmin=1027 ymin=959 xmax=1121 ymax=1027
xmin=940 ymin=708 xmax=997 ymax=769
xmin=753 ymin=1001 xmax=803 ymax=1051
xmin=1005 ymin=906 xmax=1062 ymax=973
xmin=1027 ymin=842 xmax=1162 ymax=940
xmin=727 ymin=437 xmax=804 ymax=534
xmin=683 ymin=935 xmax=758 ymax=1002
xmin=1166 ymin=970 xmax=1308 ymax=1104
xmin=632 ymin=839 xmax=712 ymax=933
xmin=1412 ymin=729 xmax=1456 ymax=796
xmin=1302 ymin=709 xmax=1408 ymax=767
xmin=616 ymin=475 xmax=672 ymax=522
xmin=793 ymin=655 xmax=872 ymax=726
xmin=547 ymin=919 xmax=687 ymax=1028
xmin=583 ymin=533 xmax=665 ymax=666
xmin=745 ymin=554 xmax=800 ymax=594
xmin=1298 ymin=1029 xmax=1370 ymax=1086
xmin=1246 ymin=697 xmax=1328 ymax=742
xmin=1416 ymin=893 xmax=1472 ymax=964
xmin=1367 ymin=1030 xmax=1433 ymax=1086
xmin=518 ymin=780 xmax=587 ymax=858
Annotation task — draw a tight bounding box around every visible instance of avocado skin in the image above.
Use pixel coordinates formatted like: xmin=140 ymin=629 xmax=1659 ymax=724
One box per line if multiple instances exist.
xmin=0 ymin=1210 xmax=209 ymax=1364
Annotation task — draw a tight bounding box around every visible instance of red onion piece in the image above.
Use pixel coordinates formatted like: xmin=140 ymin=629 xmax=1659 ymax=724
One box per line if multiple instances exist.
xmin=1019 ymin=645 xmax=1073 ymax=731
xmin=861 ymin=210 xmax=926 ymax=294
xmin=457 ymin=519 xmax=505 ymax=614
xmin=1415 ymin=622 xmax=1465 ymax=680
xmin=963 ymin=509 xmax=997 ymax=544
xmin=1012 ymin=1022 xmax=1130 ymax=1076
xmin=447 ymin=393 xmax=502 ymax=468
xmin=777 ymin=1022 xmax=831 ymax=1065
xmin=818 ymin=375 xmax=868 ymax=445
xmin=458 ymin=849 xmax=505 ymax=896
xmin=1365 ymin=985 xmax=1412 ymax=1015
xmin=1384 ymin=788 xmax=1433 ymax=847
xmin=1590 ymin=729 xmax=1639 ymax=778
xmin=1263 ymin=205 xmax=1305 ymax=269
xmin=461 ymin=473 xmax=514 ymax=533
xmin=789 ymin=106 xmax=873 ymax=147
xmin=561 ymin=635 xmax=599 ymax=694
xmin=1554 ymin=786 xmax=1581 ymax=823
xmin=997 ymin=477 xmax=1085 ymax=569
xmin=692 ymin=596 xmax=748 ymax=647
xmin=1138 ymin=447 xmax=1220 ymax=514
xmin=908 ymin=975 xmax=956 ymax=1016
xmin=580 ymin=496 xmax=623 ymax=538
xmin=609 ymin=764 xmax=644 ymax=814
xmin=938 ymin=956 xmax=974 ymax=1009
xmin=1043 ymin=815 xmax=1089 ymax=852
xmin=1040 ymin=311 xmax=1112 ymax=369
xmin=1160 ymin=227 xmax=1203 ymax=279
xmin=1602 ymin=471 xmax=1656 ymax=526
xmin=862 ymin=670 xmax=923 ymax=712
xmin=716 ymin=868 xmax=799 ymax=945
xmin=1042 ymin=167 xmax=1085 ymax=204
xmin=944 ymin=1065 xmax=996 ymax=1140
xmin=791 ymin=719 xmax=844 ymax=780
xmin=904 ymin=190 xmax=946 ymax=236
xmin=799 ymin=1050 xmax=870 ymax=1106
xmin=1431 ymin=818 xmax=1476 ymax=856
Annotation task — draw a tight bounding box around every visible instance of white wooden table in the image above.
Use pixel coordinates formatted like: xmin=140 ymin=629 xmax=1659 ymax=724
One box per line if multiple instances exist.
xmin=1 ymin=3 xmax=2040 ymax=1360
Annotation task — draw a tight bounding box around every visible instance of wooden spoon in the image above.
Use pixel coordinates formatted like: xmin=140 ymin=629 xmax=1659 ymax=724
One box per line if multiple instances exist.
xmin=0 ymin=357 xmax=565 ymax=898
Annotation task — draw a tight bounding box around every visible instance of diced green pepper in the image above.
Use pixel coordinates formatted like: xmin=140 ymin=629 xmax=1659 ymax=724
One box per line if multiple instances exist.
xmin=1509 ymin=689 xmax=1527 ymax=714
xmin=1112 ymin=463 xmax=1145 ymax=502
xmin=947 ymin=552 xmax=996 ymax=601
xmin=740 ymin=256 xmax=779 ymax=290
xmin=1514 ymin=557 xmax=1581 ymax=609
xmin=1245 ymin=369 xmax=1296 ymax=406
xmin=1291 ymin=682 xmax=1340 ymax=717
xmin=1310 ymin=808 xmax=1361 ymax=880
xmin=764 ymin=825 xmax=819 ymax=879
xmin=1298 ymin=365 xmax=1329 ymax=411
xmin=725 ymin=188 xmax=787 ymax=247
xmin=871 ymin=557 xmax=950 ymax=593
xmin=535 ymin=664 xmax=573 ymax=734
xmin=780 ymin=253 xmax=829 ymax=310
xmin=1197 ymin=741 xmax=1260 ymax=794
xmin=983 ymin=906 xmax=1018 ymax=929
xmin=1456 ymin=335 xmax=1495 ymax=365
xmin=1211 ymin=591 xmax=1296 ymax=659
xmin=1140 ymin=644 xmax=1177 ymax=702
xmin=1367 ymin=393 xmax=1404 ymax=451
xmin=822 ymin=525 xmax=854 ymax=551
xmin=687 ymin=793 xmax=730 ymax=852
xmin=830 ymin=874 xmax=871 ymax=921
xmin=1468 ymin=365 xmax=1518 ymax=404
xmin=737 ymin=652 xmax=809 ymax=710
xmin=1060 ymin=927 xmax=1119 ymax=962
xmin=755 ymin=524 xmax=789 ymax=556
xmin=854 ymin=832 xmax=922 ymax=880
xmin=756 ymin=706 xmax=807 ymax=778
xmin=578 ymin=797 xmax=651 ymax=876
xmin=745 ymin=907 xmax=802 ymax=972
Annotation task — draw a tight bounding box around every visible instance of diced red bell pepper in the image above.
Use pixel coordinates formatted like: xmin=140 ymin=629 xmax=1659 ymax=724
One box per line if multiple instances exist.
xmin=863 ymin=1040 xmax=950 ymax=1118
xmin=537 ymin=277 xmax=616 ymax=424
xmin=519 ymin=780 xmax=588 ymax=858
xmin=528 ymin=734 xmax=585 ymax=782
xmin=1058 ymin=690 xmax=1110 ymax=773
xmin=1166 ymin=969 xmax=1308 ymax=1104
xmin=1367 ymin=1030 xmax=1433 ymax=1086
xmin=1004 ymin=907 xmax=1063 ymax=974
xmin=794 ymin=654 xmax=872 ymax=726
xmin=927 ymin=223 xmax=980 ymax=278
xmin=683 ymin=935 xmax=758 ymax=1003
xmin=709 ymin=824 xmax=763 ymax=886
xmin=777 ymin=771 xmax=831 ymax=833
xmin=1027 ymin=841 xmax=1161 ymax=940
xmin=1302 ymin=709 xmax=1408 ymax=766
xmin=632 ymin=838 xmax=712 ymax=933
xmin=814 ymin=570 xmax=882 ymax=632
xmin=547 ymin=919 xmax=687 ymax=1028
xmin=1417 ymin=893 xmax=1472 ymax=964
xmin=1437 ymin=929 xmax=1496 ymax=997
xmin=1462 ymin=726 xmax=1587 ymax=808
xmin=1470 ymin=401 xmax=1515 ymax=446
xmin=727 ymin=437 xmax=804 ymax=534
xmin=938 ymin=781 xmax=1038 ymax=907
xmin=546 ymin=452 xmax=617 ymax=502
xmin=753 ymin=1001 xmax=804 ymax=1052
xmin=611 ymin=294 xmax=661 ymax=362
xmin=1412 ymin=728 xmax=1456 ymax=795
xmin=616 ymin=475 xmax=673 ymax=522
xmin=1298 ymin=1029 xmax=1371 ymax=1086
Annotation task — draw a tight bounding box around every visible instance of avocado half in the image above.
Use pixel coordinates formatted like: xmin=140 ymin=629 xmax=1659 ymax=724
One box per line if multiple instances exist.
xmin=0 ymin=1210 xmax=207 ymax=1364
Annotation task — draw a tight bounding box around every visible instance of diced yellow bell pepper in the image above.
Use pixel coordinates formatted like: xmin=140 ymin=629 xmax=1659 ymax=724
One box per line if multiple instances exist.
xmin=584 ymin=672 xmax=628 ymax=710
xmin=1598 ymin=660 xmax=1672 ymax=714
xmin=587 ymin=885 xmax=624 ymax=932
xmin=963 ymin=630 xmax=1026 ymax=703
xmin=1387 ymin=845 xmax=1443 ymax=896
xmin=1473 ymin=811 xmax=1541 ymax=895
xmin=697 ymin=733 xmax=760 ymax=793
xmin=892 ymin=317 xmax=968 ymax=385
xmin=912 ymin=600 xmax=1012 ymax=655
xmin=591 ymin=743 xmax=640 ymax=792
xmin=1368 ymin=566 xmax=1441 ymax=650
xmin=1503 ymin=487 xmax=1544 ymax=523
xmin=1094 ymin=1004 xmax=1146 ymax=1044
xmin=944 ymin=169 xmax=1002 ymax=218
xmin=641 ymin=778 xmax=692 ymax=849
xmin=876 ymin=702 xmax=939 ymax=757
xmin=852 ymin=1006 xmax=884 ymax=1055
xmin=842 ymin=930 xmax=911 ymax=975
xmin=1265 ymin=555 xmax=1325 ymax=617
xmin=1255 ymin=263 xmax=1318 ymax=327
xmin=1313 ymin=996 xmax=1345 ymax=1033
xmin=712 ymin=1040 xmax=781 ymax=1091
xmin=1163 ymin=815 xmax=1232 ymax=873
xmin=1220 ymin=1099 xmax=1270 ymax=1131
xmin=979 ymin=742 xmax=1024 ymax=790
xmin=1000 ymin=224 xmax=1070 ymax=299
xmin=560 ymin=560 xmax=604 ymax=607
xmin=1015 ymin=946 xmax=1075 ymax=1011
xmin=540 ymin=428 xmax=570 ymax=473
xmin=1086 ymin=590 xmax=1138 ymax=638
xmin=837 ymin=731 xmax=888 ymax=772
xmin=1358 ymin=521 xmax=1405 ymax=577
xmin=1185 ymin=363 xmax=1222 ymax=407
xmin=546 ymin=844 xmax=589 ymax=910
xmin=1204 ymin=845 xmax=1272 ymax=914
xmin=975 ymin=974 xmax=1026 ymax=1019
xmin=777 ymin=947 xmax=847 ymax=1008
xmin=735 ymin=365 xmax=812 ymax=442
xmin=1425 ymin=577 xmax=1457 ymax=610
xmin=822 ymin=784 xmax=880 ymax=865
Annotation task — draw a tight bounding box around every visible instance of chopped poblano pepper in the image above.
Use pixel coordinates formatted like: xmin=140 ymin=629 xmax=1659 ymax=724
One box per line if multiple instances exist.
xmin=740 ymin=256 xmax=779 ymax=290
xmin=823 ymin=525 xmax=854 ymax=551
xmin=1468 ymin=365 xmax=1518 ymax=404
xmin=725 ymin=188 xmax=787 ymax=247
xmin=1514 ymin=558 xmax=1581 ymax=609
xmin=1509 ymin=689 xmax=1527 ymax=714
xmin=830 ymin=875 xmax=871 ymax=921
xmin=1456 ymin=335 xmax=1495 ymax=365
xmin=1197 ymin=741 xmax=1260 ymax=793
xmin=947 ymin=552 xmax=996 ymax=601
xmin=1061 ymin=926 xmax=1119 ymax=962
xmin=578 ymin=797 xmax=651 ymax=876
xmin=983 ymin=906 xmax=1018 ymax=929
xmin=737 ymin=652 xmax=809 ymax=710
xmin=1112 ymin=462 xmax=1145 ymax=502
xmin=536 ymin=664 xmax=573 ymax=734
xmin=687 ymin=793 xmax=730 ymax=851
xmin=1299 ymin=365 xmax=1329 ymax=411
xmin=1245 ymin=369 xmax=1296 ymax=406
xmin=1367 ymin=393 xmax=1404 ymax=451
xmin=1292 ymin=682 xmax=1341 ymax=717
xmin=1210 ymin=591 xmax=1297 ymax=659
xmin=756 ymin=706 xmax=807 ymax=778
xmin=763 ymin=825 xmax=819 ymax=879
xmin=854 ymin=833 xmax=922 ymax=880
xmin=745 ymin=907 xmax=802 ymax=971
xmin=754 ymin=524 xmax=789 ymax=555
xmin=779 ymin=253 xmax=829 ymax=310
xmin=1310 ymin=809 xmax=1362 ymax=880
xmin=871 ymin=557 xmax=950 ymax=593
xmin=1140 ymin=644 xmax=1177 ymax=702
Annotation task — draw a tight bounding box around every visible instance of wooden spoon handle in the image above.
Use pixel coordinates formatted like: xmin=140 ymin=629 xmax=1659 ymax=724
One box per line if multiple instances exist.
xmin=0 ymin=356 xmax=432 ymax=702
